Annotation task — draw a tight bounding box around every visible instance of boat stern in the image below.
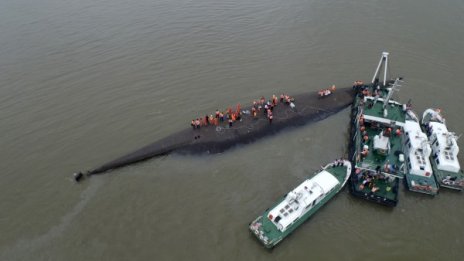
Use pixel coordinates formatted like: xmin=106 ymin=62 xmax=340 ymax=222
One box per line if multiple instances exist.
xmin=249 ymin=216 xmax=278 ymax=249
xmin=405 ymin=174 xmax=439 ymax=195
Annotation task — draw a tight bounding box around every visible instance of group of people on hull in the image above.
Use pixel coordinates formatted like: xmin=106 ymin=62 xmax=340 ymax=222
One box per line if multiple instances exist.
xmin=190 ymin=93 xmax=295 ymax=129
xmin=318 ymin=85 xmax=336 ymax=97
xmin=191 ymin=104 xmax=242 ymax=129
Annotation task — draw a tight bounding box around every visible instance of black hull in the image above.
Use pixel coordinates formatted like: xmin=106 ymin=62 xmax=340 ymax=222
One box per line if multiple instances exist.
xmin=81 ymin=87 xmax=355 ymax=178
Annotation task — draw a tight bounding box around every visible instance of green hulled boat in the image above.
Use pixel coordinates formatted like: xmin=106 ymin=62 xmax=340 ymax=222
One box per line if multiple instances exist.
xmin=422 ymin=108 xmax=464 ymax=190
xmin=249 ymin=160 xmax=351 ymax=248
xmin=402 ymin=109 xmax=439 ymax=195
xmin=349 ymin=52 xmax=407 ymax=207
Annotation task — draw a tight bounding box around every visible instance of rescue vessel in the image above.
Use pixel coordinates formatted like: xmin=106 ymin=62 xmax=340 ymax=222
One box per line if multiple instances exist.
xmin=348 ymin=52 xmax=407 ymax=206
xmin=421 ymin=108 xmax=464 ymax=190
xmin=249 ymin=160 xmax=351 ymax=248
xmin=402 ymin=109 xmax=439 ymax=195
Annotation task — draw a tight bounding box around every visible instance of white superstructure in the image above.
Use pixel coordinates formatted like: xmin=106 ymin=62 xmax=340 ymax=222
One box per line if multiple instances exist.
xmin=403 ymin=111 xmax=433 ymax=177
xmin=267 ymin=171 xmax=339 ymax=232
xmin=423 ymin=109 xmax=461 ymax=173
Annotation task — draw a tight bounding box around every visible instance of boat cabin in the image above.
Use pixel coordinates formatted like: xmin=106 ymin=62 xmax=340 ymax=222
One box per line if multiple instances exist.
xmin=428 ymin=122 xmax=461 ymax=173
xmin=403 ymin=120 xmax=433 ymax=176
xmin=373 ymin=131 xmax=391 ymax=155
xmin=267 ymin=171 xmax=339 ymax=232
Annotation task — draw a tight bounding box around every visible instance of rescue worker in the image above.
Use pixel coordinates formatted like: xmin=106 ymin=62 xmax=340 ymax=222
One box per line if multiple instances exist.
xmin=219 ymin=112 xmax=224 ymax=122
xmin=361 ymin=148 xmax=368 ymax=158
xmin=384 ymin=127 xmax=392 ymax=137
xmin=363 ymin=135 xmax=369 ymax=143
xmin=272 ymin=95 xmax=277 ymax=106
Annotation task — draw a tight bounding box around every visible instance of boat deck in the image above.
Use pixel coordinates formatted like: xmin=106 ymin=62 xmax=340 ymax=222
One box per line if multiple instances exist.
xmin=404 ymin=173 xmax=439 ymax=195
xmin=434 ymin=168 xmax=464 ymax=190
xmin=360 ymin=127 xmax=404 ymax=176
xmin=362 ymin=97 xmax=406 ymax=125
xmin=429 ymin=158 xmax=464 ymax=190
xmin=349 ymin=90 xmax=406 ymax=206
xmin=351 ymin=171 xmax=400 ymax=203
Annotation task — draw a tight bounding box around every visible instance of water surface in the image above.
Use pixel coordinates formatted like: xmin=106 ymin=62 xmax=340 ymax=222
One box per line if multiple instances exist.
xmin=1 ymin=0 xmax=463 ymax=260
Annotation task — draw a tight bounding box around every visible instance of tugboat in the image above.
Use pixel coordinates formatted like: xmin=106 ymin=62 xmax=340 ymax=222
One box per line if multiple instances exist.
xmin=421 ymin=108 xmax=464 ymax=190
xmin=249 ymin=160 xmax=351 ymax=249
xmin=349 ymin=52 xmax=407 ymax=207
xmin=402 ymin=110 xmax=439 ymax=195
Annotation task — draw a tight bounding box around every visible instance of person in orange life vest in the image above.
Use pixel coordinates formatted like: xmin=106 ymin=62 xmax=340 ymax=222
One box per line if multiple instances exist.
xmin=363 ymin=134 xmax=369 ymax=143
xmin=384 ymin=127 xmax=392 ymax=137
xmin=219 ymin=112 xmax=224 ymax=122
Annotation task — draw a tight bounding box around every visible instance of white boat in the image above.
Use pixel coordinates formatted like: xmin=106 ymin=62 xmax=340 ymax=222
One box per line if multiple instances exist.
xmin=422 ymin=108 xmax=464 ymax=190
xmin=249 ymin=160 xmax=351 ymax=248
xmin=402 ymin=110 xmax=438 ymax=195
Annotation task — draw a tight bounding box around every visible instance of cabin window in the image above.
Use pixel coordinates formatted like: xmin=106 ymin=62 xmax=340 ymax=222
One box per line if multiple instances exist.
xmin=275 ymin=216 xmax=282 ymax=222
xmin=420 ymin=166 xmax=425 ymax=170
xmin=408 ymin=143 xmax=411 ymax=148
xmin=436 ymin=159 xmax=440 ymax=164
xmin=444 ymin=151 xmax=454 ymax=160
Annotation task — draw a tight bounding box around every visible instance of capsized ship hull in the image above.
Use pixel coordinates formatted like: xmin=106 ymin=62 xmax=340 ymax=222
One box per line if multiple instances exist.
xmin=75 ymin=87 xmax=355 ymax=180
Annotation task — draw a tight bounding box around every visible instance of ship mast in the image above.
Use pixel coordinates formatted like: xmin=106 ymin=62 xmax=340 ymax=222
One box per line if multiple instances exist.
xmin=372 ymin=51 xmax=389 ymax=87
xmin=383 ymin=77 xmax=403 ymax=109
